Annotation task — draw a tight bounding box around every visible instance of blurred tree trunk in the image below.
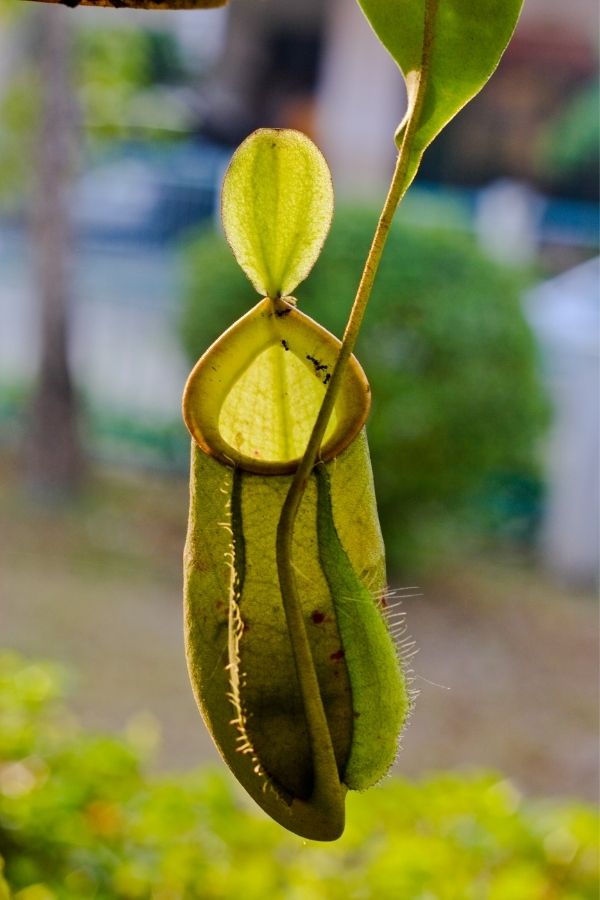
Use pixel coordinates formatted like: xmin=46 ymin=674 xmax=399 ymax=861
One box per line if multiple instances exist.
xmin=23 ymin=6 xmax=83 ymax=499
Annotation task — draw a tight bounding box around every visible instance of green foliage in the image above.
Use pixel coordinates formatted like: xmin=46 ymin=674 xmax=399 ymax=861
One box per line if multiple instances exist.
xmin=0 ymin=652 xmax=598 ymax=898
xmin=0 ymin=69 xmax=40 ymax=209
xmin=75 ymin=28 xmax=190 ymax=135
xmin=181 ymin=212 xmax=547 ymax=572
xmin=0 ymin=21 xmax=186 ymax=206
xmin=538 ymin=81 xmax=600 ymax=182
xmin=75 ymin=28 xmax=153 ymax=135
xmin=357 ymin=0 xmax=524 ymax=187
xmin=221 ymin=129 xmax=334 ymax=299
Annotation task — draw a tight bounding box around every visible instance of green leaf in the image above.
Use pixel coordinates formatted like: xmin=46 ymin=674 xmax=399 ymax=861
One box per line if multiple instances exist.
xmin=357 ymin=0 xmax=524 ymax=168
xmin=184 ymin=431 xmax=407 ymax=841
xmin=221 ymin=129 xmax=334 ymax=300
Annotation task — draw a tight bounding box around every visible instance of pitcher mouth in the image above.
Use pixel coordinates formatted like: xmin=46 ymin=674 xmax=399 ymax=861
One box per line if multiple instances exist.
xmin=182 ymin=297 xmax=371 ymax=475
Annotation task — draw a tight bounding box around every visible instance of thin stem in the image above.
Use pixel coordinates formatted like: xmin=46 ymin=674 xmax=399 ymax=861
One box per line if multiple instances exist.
xmin=275 ymin=0 xmax=439 ymax=801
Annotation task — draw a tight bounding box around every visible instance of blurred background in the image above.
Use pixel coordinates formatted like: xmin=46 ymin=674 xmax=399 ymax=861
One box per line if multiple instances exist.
xmin=0 ymin=0 xmax=598 ymax=895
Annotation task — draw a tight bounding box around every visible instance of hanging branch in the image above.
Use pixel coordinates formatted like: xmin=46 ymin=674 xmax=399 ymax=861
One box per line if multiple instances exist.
xmin=23 ymin=0 xmax=226 ymax=9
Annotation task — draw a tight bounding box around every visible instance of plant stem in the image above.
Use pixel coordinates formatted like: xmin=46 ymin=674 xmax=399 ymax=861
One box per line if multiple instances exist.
xmin=275 ymin=0 xmax=439 ymax=797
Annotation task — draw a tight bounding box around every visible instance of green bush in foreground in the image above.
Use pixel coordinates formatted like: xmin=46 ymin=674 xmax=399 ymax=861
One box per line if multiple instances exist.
xmin=0 ymin=653 xmax=597 ymax=899
xmin=181 ymin=213 xmax=548 ymax=573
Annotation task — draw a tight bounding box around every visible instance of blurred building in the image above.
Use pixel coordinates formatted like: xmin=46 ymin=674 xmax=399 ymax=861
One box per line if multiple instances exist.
xmin=423 ymin=0 xmax=598 ymax=195
xmin=193 ymin=0 xmax=598 ymax=199
xmin=4 ymin=1 xmax=594 ymax=198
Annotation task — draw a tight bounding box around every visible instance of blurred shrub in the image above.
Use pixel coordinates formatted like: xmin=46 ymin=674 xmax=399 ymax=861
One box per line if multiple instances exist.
xmin=538 ymin=81 xmax=599 ymax=201
xmin=76 ymin=28 xmax=188 ymax=136
xmin=181 ymin=212 xmax=548 ymax=572
xmin=0 ymin=20 xmax=186 ymax=208
xmin=0 ymin=652 xmax=597 ymax=899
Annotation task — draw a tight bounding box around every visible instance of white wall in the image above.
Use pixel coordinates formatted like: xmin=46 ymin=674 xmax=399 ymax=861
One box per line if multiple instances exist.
xmin=316 ymin=0 xmax=406 ymax=199
xmin=526 ymin=257 xmax=600 ymax=585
